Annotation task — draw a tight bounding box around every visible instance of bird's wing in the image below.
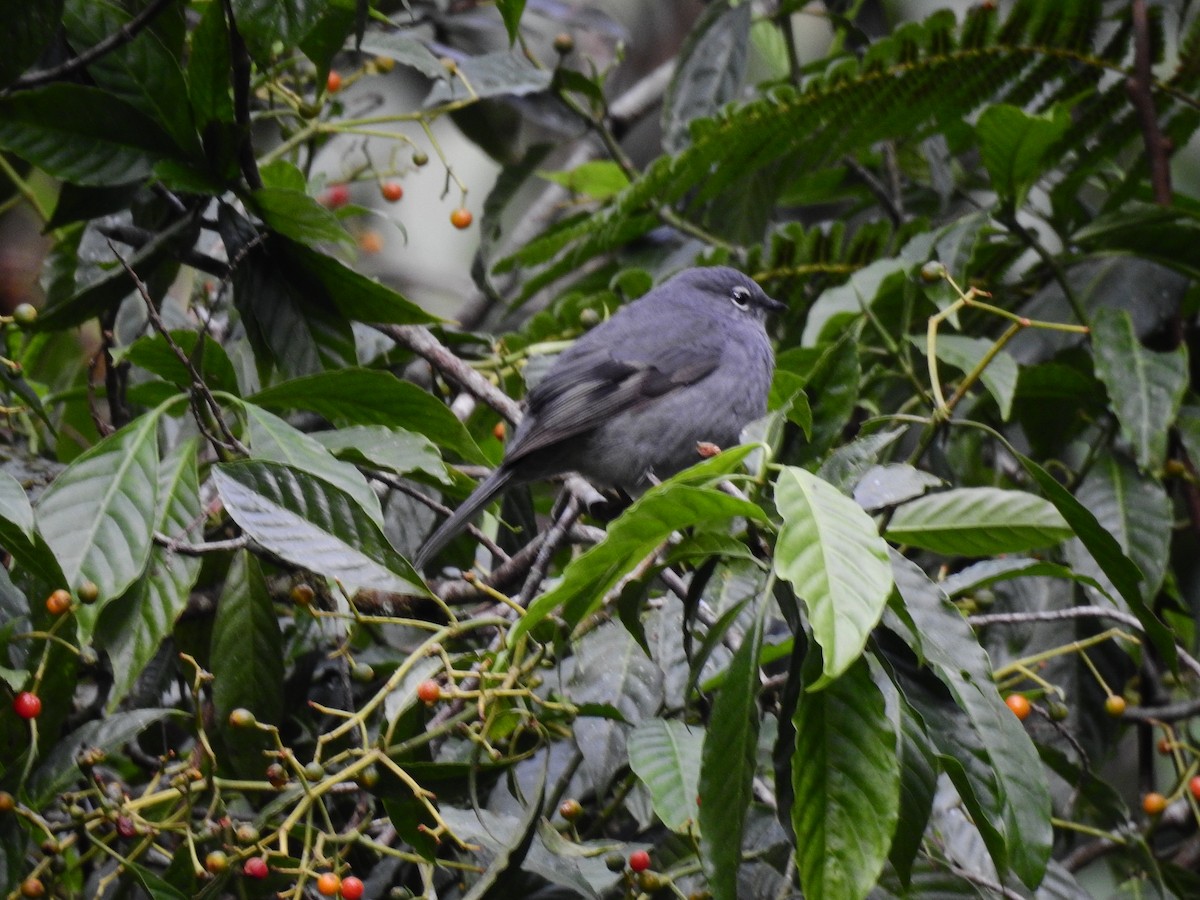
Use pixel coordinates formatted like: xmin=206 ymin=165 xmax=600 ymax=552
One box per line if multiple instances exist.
xmin=506 ymin=341 xmax=720 ymax=461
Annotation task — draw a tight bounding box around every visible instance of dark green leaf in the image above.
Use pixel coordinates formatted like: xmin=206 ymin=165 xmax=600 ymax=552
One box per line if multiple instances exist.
xmin=187 ymin=0 xmax=234 ymax=126
xmin=699 ymin=599 xmax=763 ymax=900
xmin=773 ymin=466 xmax=892 ymax=687
xmin=212 ymin=460 xmax=428 ymax=596
xmin=120 ymin=329 xmax=241 ymax=397
xmin=250 ymin=187 xmax=354 ymax=249
xmin=425 ymin=51 xmax=553 ymax=105
xmin=495 ymin=0 xmax=526 ymax=45
xmin=1017 ymin=452 xmax=1176 ymax=670
xmin=250 ymin=368 xmax=485 ymax=463
xmin=792 ymin=656 xmax=900 ymax=900
xmin=357 ymin=31 xmax=445 ymax=79
xmin=0 ymin=84 xmax=182 ymax=186
xmin=229 ymin=0 xmax=328 ymax=63
xmin=210 ymin=550 xmax=283 ymax=778
xmin=1091 ymin=307 xmax=1187 ymax=471
xmin=0 ymin=0 xmax=64 ymax=87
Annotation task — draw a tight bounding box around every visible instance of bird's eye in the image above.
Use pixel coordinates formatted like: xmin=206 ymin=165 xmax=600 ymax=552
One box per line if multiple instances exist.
xmin=729 ymin=286 xmax=751 ymax=309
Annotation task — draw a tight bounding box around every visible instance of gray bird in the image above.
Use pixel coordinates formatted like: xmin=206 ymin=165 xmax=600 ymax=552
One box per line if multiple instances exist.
xmin=415 ymin=266 xmax=783 ymax=569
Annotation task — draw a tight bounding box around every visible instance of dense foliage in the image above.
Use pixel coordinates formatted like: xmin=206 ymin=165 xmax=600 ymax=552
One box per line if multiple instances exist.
xmin=3 ymin=0 xmax=1200 ymax=898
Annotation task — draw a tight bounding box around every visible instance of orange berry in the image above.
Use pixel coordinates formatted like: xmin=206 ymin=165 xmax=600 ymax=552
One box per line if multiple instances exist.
xmin=450 ymin=207 xmax=473 ymax=229
xmin=326 ymin=71 xmax=342 ymax=93
xmin=416 ymin=680 xmax=441 ymax=704
xmin=1190 ymin=776 xmax=1200 ymax=800
xmin=493 ymin=421 xmax=506 ymax=441
xmin=1104 ymin=695 xmax=1127 ymax=717
xmin=1004 ymin=694 xmax=1031 ymax=721
xmin=381 ymin=181 xmax=403 ymax=202
xmin=19 ymin=877 xmax=45 ymax=898
xmin=45 ymin=589 xmax=72 ymax=616
xmin=358 ymin=230 xmax=384 ymax=254
xmin=1142 ymin=791 xmax=1167 ymax=815
xmin=316 ymin=872 xmax=340 ymax=896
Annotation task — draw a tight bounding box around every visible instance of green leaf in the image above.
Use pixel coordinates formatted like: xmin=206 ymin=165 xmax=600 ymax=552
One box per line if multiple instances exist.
xmin=889 ymin=697 xmax=939 ymax=886
xmin=212 ymin=460 xmax=428 ymax=596
xmin=0 ymin=471 xmax=34 ymax=539
xmin=975 ymin=103 xmax=1071 ymax=206
xmin=1091 ymin=307 xmax=1187 ymax=471
xmin=0 ymin=0 xmax=64 ymax=87
xmin=539 ymin=161 xmax=631 ymax=200
xmin=229 ymin=0 xmax=328 ymax=62
xmin=1064 ymin=451 xmax=1171 ymax=605
xmin=120 ymin=329 xmax=241 ymax=396
xmin=917 ymin=333 xmax=1019 ymax=420
xmin=35 ymin=409 xmax=163 ymax=641
xmin=792 ymin=657 xmax=900 ymax=900
xmin=425 ymin=51 xmax=553 ymax=105
xmin=243 ymin=403 xmax=383 ymax=526
xmin=210 ymin=551 xmax=283 ymax=778
xmin=250 ymin=187 xmax=354 ymax=249
xmin=187 ymin=0 xmax=234 ymax=126
xmin=283 ymin=239 xmax=439 ymax=325
xmin=628 ymin=719 xmax=703 ymax=833
xmin=95 ymin=440 xmax=203 ymax=711
xmin=0 ymin=84 xmax=181 ymax=186
xmin=512 ymin=450 xmax=766 ymax=643
xmin=250 ymin=368 xmax=485 ymax=463
xmin=311 ymin=425 xmax=449 ymax=483
xmin=773 ymin=466 xmax=892 ymax=687
xmin=663 ymin=1 xmax=751 ymax=153
xmin=62 ymin=0 xmax=200 ymax=156
xmin=699 ymin=599 xmax=764 ymax=900
xmin=885 ymin=487 xmax=1072 ymax=555
xmin=495 ymin=0 xmax=526 ymax=45
xmin=1017 ymin=452 xmax=1176 ymax=670
xmin=356 ymin=31 xmax=445 ymax=80
xmin=0 ymin=472 xmax=67 ymax=588
xmin=890 ymin=553 xmax=1052 ymax=888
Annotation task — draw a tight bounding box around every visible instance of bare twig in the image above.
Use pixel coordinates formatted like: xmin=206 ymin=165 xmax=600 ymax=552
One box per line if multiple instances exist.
xmin=1127 ymin=0 xmax=1172 ymax=205
xmin=518 ymin=494 xmax=584 ymax=606
xmin=5 ymin=0 xmax=178 ymax=93
xmin=153 ymin=532 xmax=250 ymax=556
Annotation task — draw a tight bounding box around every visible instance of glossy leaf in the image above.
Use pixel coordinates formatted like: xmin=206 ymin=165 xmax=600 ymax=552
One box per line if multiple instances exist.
xmin=513 ymin=450 xmax=766 ymax=643
xmin=312 ymin=425 xmax=449 ymax=483
xmin=210 ymin=551 xmax=283 ymax=778
xmin=885 ymin=487 xmax=1071 ymax=555
xmin=792 ymin=657 xmax=900 ymax=900
xmin=230 ymin=0 xmax=327 ymax=62
xmin=250 ymin=368 xmax=484 ymax=463
xmin=95 ymin=440 xmax=203 ymax=711
xmin=120 ymin=329 xmax=241 ymax=396
xmin=0 ymin=84 xmax=181 ymax=186
xmin=976 ymin=103 xmax=1071 ymax=206
xmin=495 ymin=0 xmax=526 ymax=45
xmin=0 ymin=0 xmax=63 ymax=87
xmin=35 ymin=409 xmax=162 ymax=640
xmin=890 ymin=553 xmax=1052 ymax=888
xmin=243 ymin=403 xmax=384 ymax=527
xmin=628 ymin=719 xmax=703 ymax=833
xmin=699 ymin=599 xmax=763 ymax=900
xmin=250 ymin=187 xmax=354 ymax=249
xmin=212 ymin=460 xmax=427 ymax=596
xmin=1091 ymin=307 xmax=1187 ymax=471
xmin=773 ymin=466 xmax=892 ymax=687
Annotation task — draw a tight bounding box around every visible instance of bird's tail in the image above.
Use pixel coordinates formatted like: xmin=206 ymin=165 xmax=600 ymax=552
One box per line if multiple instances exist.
xmin=414 ymin=466 xmax=516 ymax=570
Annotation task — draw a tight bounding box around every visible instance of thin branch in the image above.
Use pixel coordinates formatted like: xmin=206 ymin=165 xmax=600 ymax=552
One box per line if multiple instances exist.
xmin=1127 ymin=0 xmax=1172 ymax=205
xmin=153 ymin=532 xmax=250 ymax=556
xmin=968 ymin=604 xmax=1200 ymax=684
xmin=517 ymin=493 xmax=584 ymax=607
xmin=4 ymin=0 xmax=178 ymax=93
xmin=222 ymin=0 xmax=262 ymax=191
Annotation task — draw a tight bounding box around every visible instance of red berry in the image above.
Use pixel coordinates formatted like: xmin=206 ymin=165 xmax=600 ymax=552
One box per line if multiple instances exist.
xmin=326 ymin=71 xmax=342 ymax=93
xmin=321 ymin=184 xmax=350 ymax=209
xmin=416 ymin=680 xmax=441 ymax=704
xmin=628 ymin=849 xmax=650 ymax=872
xmin=340 ymin=876 xmax=365 ymax=900
xmin=316 ymin=872 xmax=340 ymax=896
xmin=449 ymin=207 xmax=473 ymax=229
xmin=381 ymin=181 xmax=403 ymax=202
xmin=559 ymin=798 xmax=582 ymax=821
xmin=45 ymin=589 xmax=72 ymax=616
xmin=13 ymin=691 xmax=41 ymax=719
xmin=1004 ymin=694 xmax=1031 ymax=721
xmin=243 ymin=857 xmax=269 ymax=879
xmin=1142 ymin=792 xmax=1167 ymax=815
xmin=1190 ymin=776 xmax=1200 ymax=800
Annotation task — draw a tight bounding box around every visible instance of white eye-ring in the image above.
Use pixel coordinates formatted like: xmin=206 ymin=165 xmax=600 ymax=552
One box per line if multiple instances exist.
xmin=729 ymin=286 xmax=751 ymax=309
